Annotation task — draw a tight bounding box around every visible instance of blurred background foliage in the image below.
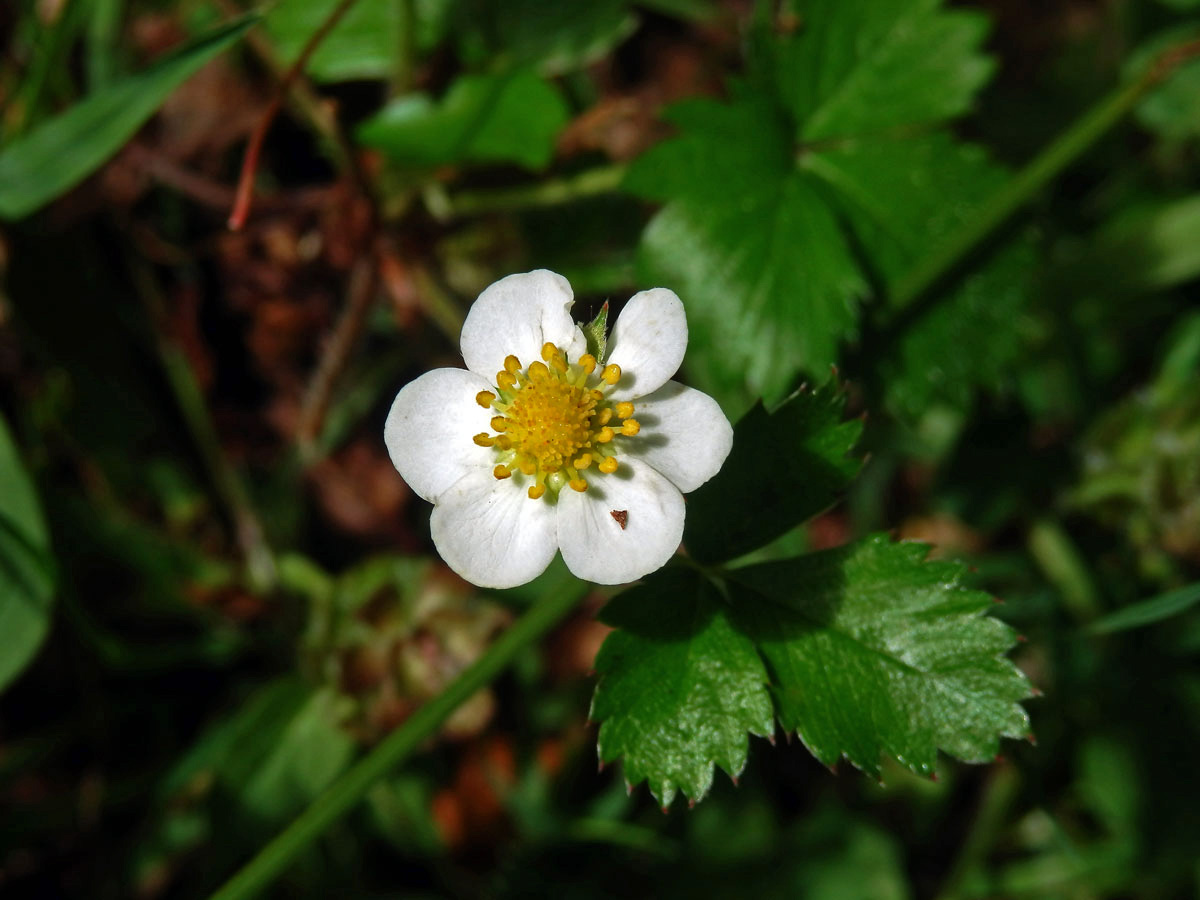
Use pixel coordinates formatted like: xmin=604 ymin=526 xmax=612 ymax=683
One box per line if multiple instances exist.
xmin=2 ymin=0 xmax=1200 ymax=897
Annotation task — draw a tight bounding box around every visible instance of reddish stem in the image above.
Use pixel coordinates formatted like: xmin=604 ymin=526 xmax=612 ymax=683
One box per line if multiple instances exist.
xmin=227 ymin=0 xmax=360 ymax=230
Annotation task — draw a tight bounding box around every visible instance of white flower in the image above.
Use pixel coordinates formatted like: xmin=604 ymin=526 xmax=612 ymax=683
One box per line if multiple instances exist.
xmin=384 ymin=270 xmax=733 ymax=589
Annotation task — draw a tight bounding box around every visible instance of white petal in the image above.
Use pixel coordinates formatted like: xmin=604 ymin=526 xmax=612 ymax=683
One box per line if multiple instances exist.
xmin=384 ymin=368 xmax=495 ymax=503
xmin=604 ymin=287 xmax=687 ymax=400
xmin=557 ymin=458 xmax=684 ymax=585
xmin=459 ymin=270 xmax=587 ymax=379
xmin=624 ymin=380 xmax=733 ymax=493
xmin=431 ymin=468 xmax=559 ymax=589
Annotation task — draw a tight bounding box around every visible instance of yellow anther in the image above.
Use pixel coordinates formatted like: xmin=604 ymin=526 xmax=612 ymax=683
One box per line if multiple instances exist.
xmin=473 ymin=433 xmax=495 ymax=447
xmin=541 ymin=342 xmax=559 ymax=361
xmin=476 ymin=390 xmax=496 ymax=408
xmin=568 ymin=477 xmax=588 ymax=493
xmin=573 ymin=453 xmax=592 ymax=470
xmin=598 ymin=456 xmax=619 ymax=474
xmin=497 ymin=371 xmax=517 ymax=391
xmin=496 ymin=435 xmax=512 ymax=451
xmin=528 ymin=361 xmax=549 ymax=380
xmin=493 ymin=465 xmax=512 ymax=480
xmin=551 ymin=354 xmax=568 ymax=374
xmin=602 ymin=363 xmax=621 ymax=385
xmin=518 ymin=457 xmax=537 ymax=476
xmin=504 ymin=355 xmax=521 ymax=374
xmin=490 ymin=416 xmax=507 ymax=432
xmin=578 ymin=354 xmax=597 ymax=375
xmin=621 ymin=419 xmax=640 ymax=436
xmin=615 ymin=401 xmax=635 ymax=420
xmin=597 ymin=426 xmax=614 ymax=443
xmin=597 ymin=408 xmax=613 ymax=426
xmin=528 ymin=484 xmax=546 ymax=500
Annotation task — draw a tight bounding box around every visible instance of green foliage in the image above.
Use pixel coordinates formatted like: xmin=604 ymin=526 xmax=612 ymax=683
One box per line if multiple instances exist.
xmin=0 ymin=15 xmax=256 ymax=220
xmin=263 ymin=0 xmax=450 ymax=83
xmin=591 ymin=568 xmax=775 ymax=807
xmin=357 ymin=70 xmax=569 ymax=169
xmin=8 ymin=0 xmax=1200 ymax=897
xmin=592 ymin=536 xmax=1031 ymax=804
xmin=627 ymin=0 xmax=1000 ymax=399
xmin=685 ymin=386 xmax=862 ymax=565
xmin=730 ymin=538 xmax=1031 ymax=777
xmin=0 ymin=414 xmax=55 ymax=694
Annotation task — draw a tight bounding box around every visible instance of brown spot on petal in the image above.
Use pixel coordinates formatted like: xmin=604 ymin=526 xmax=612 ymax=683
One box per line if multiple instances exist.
xmin=610 ymin=510 xmax=628 ymax=529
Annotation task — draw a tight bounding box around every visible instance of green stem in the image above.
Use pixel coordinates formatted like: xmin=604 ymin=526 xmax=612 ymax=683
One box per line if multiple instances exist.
xmin=207 ymin=579 xmax=588 ymax=900
xmin=426 ymin=164 xmax=628 ymax=220
xmin=888 ymin=36 xmax=1200 ymax=313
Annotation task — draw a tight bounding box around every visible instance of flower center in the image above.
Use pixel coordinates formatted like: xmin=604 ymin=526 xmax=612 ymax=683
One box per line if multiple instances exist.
xmin=471 ymin=343 xmax=640 ymax=500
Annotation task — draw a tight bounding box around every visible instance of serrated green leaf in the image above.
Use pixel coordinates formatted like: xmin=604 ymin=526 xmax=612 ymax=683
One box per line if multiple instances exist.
xmin=628 ymin=0 xmax=999 ymax=398
xmin=591 ymin=568 xmax=774 ymax=807
xmin=775 ymin=0 xmax=993 ymax=141
xmin=629 ymin=93 xmax=866 ymax=397
xmin=357 ymin=69 xmax=569 ymax=169
xmin=806 ymin=133 xmax=1008 ymax=284
xmin=582 ymin=301 xmax=609 ymax=361
xmin=0 ymin=15 xmax=256 ymax=221
xmin=0 ymin=414 xmax=56 ymax=694
xmin=729 ymin=536 xmax=1032 ymax=777
xmin=684 ymin=386 xmax=862 ymax=565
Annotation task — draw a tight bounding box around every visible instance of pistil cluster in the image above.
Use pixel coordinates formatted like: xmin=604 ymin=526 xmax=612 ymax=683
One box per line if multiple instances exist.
xmin=471 ymin=342 xmax=640 ymax=500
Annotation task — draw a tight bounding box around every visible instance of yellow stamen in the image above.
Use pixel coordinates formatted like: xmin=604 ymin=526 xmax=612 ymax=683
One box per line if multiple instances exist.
xmin=468 ymin=344 xmax=646 ymax=500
